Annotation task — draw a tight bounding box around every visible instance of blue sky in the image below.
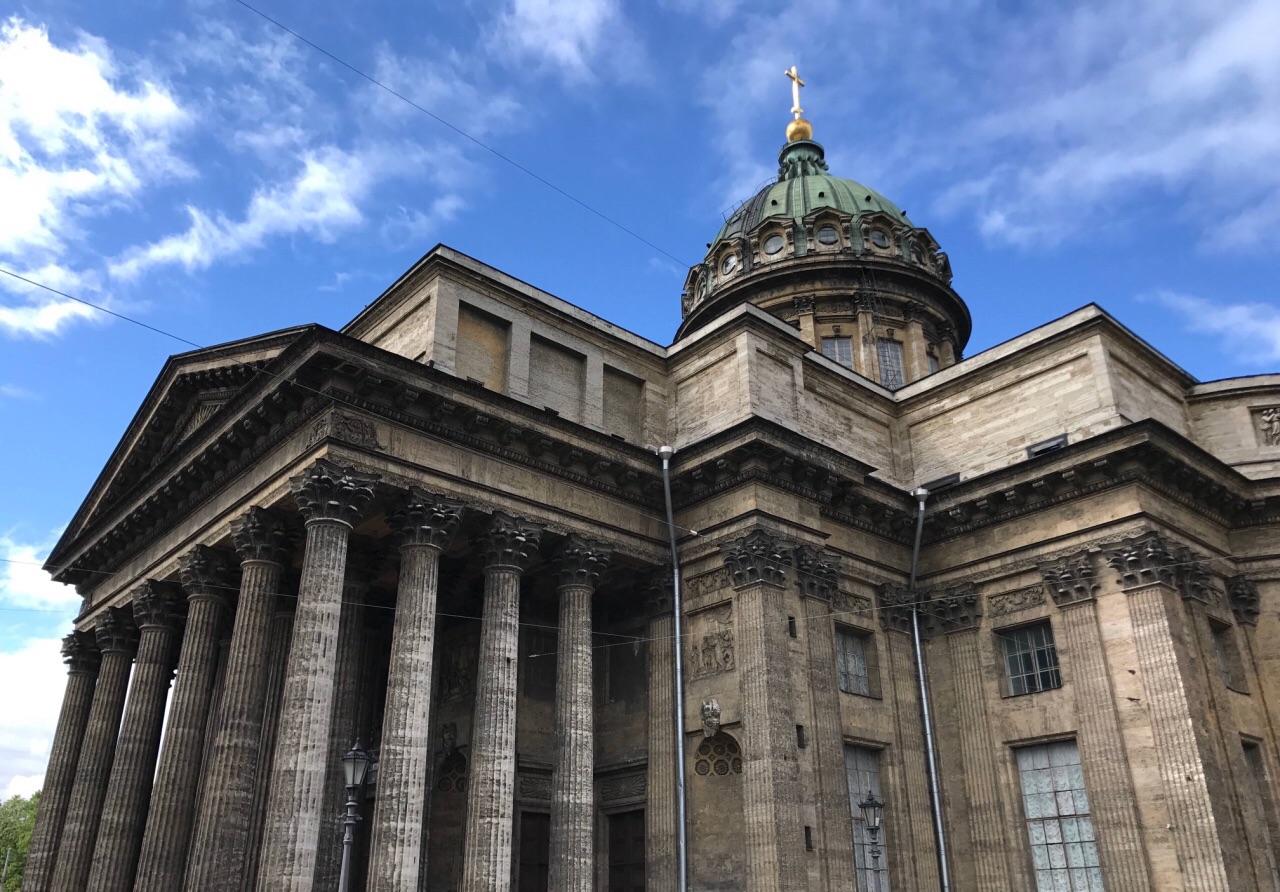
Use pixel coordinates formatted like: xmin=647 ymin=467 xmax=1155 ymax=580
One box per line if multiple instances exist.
xmin=1 ymin=0 xmax=1278 ymax=793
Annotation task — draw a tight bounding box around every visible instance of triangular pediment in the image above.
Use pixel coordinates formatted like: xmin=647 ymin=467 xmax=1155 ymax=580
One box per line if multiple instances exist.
xmin=53 ymin=326 xmax=312 ymax=555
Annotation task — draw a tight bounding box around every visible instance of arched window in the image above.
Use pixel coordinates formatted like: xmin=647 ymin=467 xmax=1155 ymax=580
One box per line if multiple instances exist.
xmin=694 ymin=733 xmax=743 ymax=777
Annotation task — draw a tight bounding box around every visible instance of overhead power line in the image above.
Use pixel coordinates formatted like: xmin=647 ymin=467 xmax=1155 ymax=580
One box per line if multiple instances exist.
xmin=228 ymin=0 xmax=693 ymax=269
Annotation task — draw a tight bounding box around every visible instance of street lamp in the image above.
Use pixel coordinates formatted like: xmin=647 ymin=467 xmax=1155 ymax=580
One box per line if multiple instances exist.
xmin=338 ymin=740 xmax=374 ymax=892
xmin=858 ymin=789 xmax=886 ymax=892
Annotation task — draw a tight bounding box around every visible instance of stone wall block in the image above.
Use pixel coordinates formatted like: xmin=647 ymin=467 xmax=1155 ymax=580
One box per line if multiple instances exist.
xmin=646 ymin=573 xmax=677 ymax=892
xmin=22 ymin=633 xmax=100 ymax=892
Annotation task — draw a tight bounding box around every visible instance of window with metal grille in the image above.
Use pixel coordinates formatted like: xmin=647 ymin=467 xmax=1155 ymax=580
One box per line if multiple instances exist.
xmin=877 ymin=338 xmax=905 ymax=389
xmin=822 ymin=336 xmax=854 ymax=369
xmin=836 ymin=626 xmax=871 ymax=696
xmin=845 ymin=745 xmax=890 ymax=892
xmin=1002 ymin=621 xmax=1061 ymax=696
xmin=927 ymin=353 xmax=940 ymax=374
xmin=1015 ymin=740 xmax=1104 ymax=892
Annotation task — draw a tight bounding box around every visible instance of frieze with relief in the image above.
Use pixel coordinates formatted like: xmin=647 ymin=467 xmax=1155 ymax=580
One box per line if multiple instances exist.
xmin=307 ymin=411 xmax=384 ymax=451
xmin=1255 ymin=406 xmax=1280 ymax=447
xmin=987 ymin=586 xmax=1047 ymax=617
xmin=686 ymin=603 xmax=734 ymax=679
xmin=601 ymin=774 xmax=646 ymax=802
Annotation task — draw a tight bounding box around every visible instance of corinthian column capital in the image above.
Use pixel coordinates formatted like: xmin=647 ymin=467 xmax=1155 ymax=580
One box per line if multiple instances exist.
xmin=180 ymin=545 xmax=236 ymax=603
xmin=231 ymin=506 xmax=296 ymax=564
xmin=132 ymin=581 xmax=185 ymax=631
xmin=95 ymin=608 xmax=139 ymax=656
xmin=792 ymin=544 xmax=837 ymax=599
xmin=480 ymin=512 xmax=543 ymax=572
xmin=720 ymin=528 xmax=790 ymax=589
xmin=63 ymin=630 xmax=101 ymax=675
xmin=390 ymin=487 xmax=466 ymax=550
xmin=1104 ymin=531 xmax=1176 ymax=589
xmin=288 ymin=458 xmax=380 ymax=527
xmin=646 ymin=573 xmax=674 ymax=618
xmin=554 ymin=535 xmax=611 ymax=589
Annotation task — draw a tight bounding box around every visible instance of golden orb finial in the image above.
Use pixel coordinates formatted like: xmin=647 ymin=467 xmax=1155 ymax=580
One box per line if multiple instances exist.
xmin=784 ymin=66 xmax=812 ymax=142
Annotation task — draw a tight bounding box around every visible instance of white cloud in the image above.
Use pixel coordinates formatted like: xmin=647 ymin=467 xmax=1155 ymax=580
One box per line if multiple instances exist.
xmin=1153 ymin=291 xmax=1280 ymax=366
xmin=0 ymin=637 xmax=74 ymax=799
xmin=0 ymin=533 xmax=80 ymax=610
xmin=0 ymin=384 xmax=36 ymax=399
xmin=488 ymin=0 xmax=648 ymax=84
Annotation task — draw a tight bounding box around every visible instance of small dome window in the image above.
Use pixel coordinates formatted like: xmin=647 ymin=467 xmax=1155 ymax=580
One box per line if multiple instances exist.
xmin=868 ymin=229 xmax=891 ymax=249
xmin=764 ymin=234 xmax=786 ymax=255
xmin=816 ymin=225 xmax=840 ymax=245
xmin=721 ymin=254 xmax=739 ymax=275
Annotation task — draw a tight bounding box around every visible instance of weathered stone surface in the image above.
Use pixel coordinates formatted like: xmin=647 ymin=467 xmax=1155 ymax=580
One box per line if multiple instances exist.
xmin=646 ymin=574 xmax=677 ymax=892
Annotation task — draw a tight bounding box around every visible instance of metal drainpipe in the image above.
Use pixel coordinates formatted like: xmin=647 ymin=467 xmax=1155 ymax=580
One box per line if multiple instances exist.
xmin=908 ymin=486 xmax=951 ymax=892
xmin=658 ymin=446 xmax=690 ymax=892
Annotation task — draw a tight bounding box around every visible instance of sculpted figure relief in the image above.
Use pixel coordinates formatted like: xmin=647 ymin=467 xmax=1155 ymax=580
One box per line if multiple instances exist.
xmin=701 ymin=699 xmax=721 ymax=737
xmin=1260 ymin=407 xmax=1280 ymax=447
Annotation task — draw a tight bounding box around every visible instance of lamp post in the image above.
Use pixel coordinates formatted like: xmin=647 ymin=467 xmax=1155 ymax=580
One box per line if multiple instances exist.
xmin=338 ymin=740 xmax=374 ymax=892
xmin=858 ymin=789 xmax=886 ymax=892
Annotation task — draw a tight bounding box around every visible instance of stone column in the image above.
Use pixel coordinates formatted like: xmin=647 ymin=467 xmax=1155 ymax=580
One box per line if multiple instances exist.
xmin=460 ymin=512 xmax=542 ymax=892
xmin=313 ymin=543 xmax=376 ymax=890
xmin=721 ymin=530 xmax=804 ymax=892
xmin=22 ymin=633 xmax=100 ymax=892
xmin=256 ymin=459 xmax=378 ymax=892
xmin=49 ymin=609 xmax=138 ymax=892
xmin=793 ymin=547 xmax=855 ymax=892
xmin=549 ymin=536 xmax=611 ymax=892
xmin=245 ymin=596 xmax=296 ymax=890
xmin=1042 ymin=553 xmax=1154 ymax=891
xmin=367 ymin=489 xmax=464 ymax=892
xmin=86 ymin=583 xmax=184 ymax=892
xmin=903 ymin=302 xmax=931 ymax=382
xmin=935 ymin=586 xmax=1016 ymax=891
xmin=134 ymin=548 xmax=233 ymax=892
xmin=1105 ymin=533 xmax=1230 ymax=890
xmin=645 ymin=575 xmax=677 ymax=892
xmin=183 ymin=507 xmax=293 ymax=892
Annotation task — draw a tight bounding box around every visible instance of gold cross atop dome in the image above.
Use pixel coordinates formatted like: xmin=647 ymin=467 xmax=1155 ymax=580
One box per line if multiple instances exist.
xmin=784 ymin=66 xmax=813 ymax=142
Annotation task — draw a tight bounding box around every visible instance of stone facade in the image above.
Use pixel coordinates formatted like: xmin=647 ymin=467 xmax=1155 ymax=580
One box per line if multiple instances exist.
xmin=25 ymin=124 xmax=1280 ymax=892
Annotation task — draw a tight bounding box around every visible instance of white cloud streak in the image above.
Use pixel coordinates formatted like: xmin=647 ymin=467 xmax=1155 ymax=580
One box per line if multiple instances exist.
xmin=487 ymin=0 xmax=648 ymax=85
xmin=0 ymin=637 xmax=73 ymax=799
xmin=1154 ymin=291 xmax=1280 ymax=366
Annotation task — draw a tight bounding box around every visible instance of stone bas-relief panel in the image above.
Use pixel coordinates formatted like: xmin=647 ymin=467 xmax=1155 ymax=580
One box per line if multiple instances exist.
xmin=1254 ymin=406 xmax=1280 ymax=447
xmin=686 ymin=602 xmax=735 ymax=679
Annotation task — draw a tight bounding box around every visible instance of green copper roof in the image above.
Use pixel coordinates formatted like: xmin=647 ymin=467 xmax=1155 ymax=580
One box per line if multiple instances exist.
xmin=713 ymin=139 xmax=910 ymax=245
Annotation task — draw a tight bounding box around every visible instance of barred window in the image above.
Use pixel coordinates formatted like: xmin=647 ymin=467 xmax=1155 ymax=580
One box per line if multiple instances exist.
xmin=927 ymin=353 xmax=940 ymax=374
xmin=1015 ymin=740 xmax=1104 ymax=891
xmin=845 ymin=745 xmax=891 ymax=892
xmin=1002 ymin=621 xmax=1061 ymax=696
xmin=877 ymin=338 xmax=905 ymax=389
xmin=836 ymin=626 xmax=871 ymax=696
xmin=822 ymin=336 xmax=854 ymax=369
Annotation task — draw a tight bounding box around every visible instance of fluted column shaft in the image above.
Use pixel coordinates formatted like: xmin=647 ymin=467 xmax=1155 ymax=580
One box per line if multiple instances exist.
xmin=87 ymin=585 xmax=183 ymax=892
xmin=246 ymin=601 xmax=296 ymax=890
xmin=50 ymin=612 xmax=137 ymax=892
xmin=257 ymin=459 xmax=377 ymax=892
xmin=134 ymin=547 xmax=232 ymax=892
xmin=548 ymin=583 xmax=595 ymax=891
xmin=645 ymin=584 xmax=677 ymax=892
xmin=184 ymin=507 xmax=292 ymax=892
xmin=460 ymin=513 xmax=541 ymax=892
xmin=368 ymin=489 xmax=463 ymax=892
xmin=22 ymin=634 xmax=99 ymax=892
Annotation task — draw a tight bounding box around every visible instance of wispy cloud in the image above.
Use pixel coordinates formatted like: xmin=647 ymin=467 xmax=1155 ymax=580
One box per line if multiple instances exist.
xmin=1153 ymin=291 xmax=1280 ymax=366
xmin=486 ymin=0 xmax=649 ymax=85
xmin=0 ymin=532 xmax=80 ymax=610
xmin=0 ymin=637 xmax=75 ymax=798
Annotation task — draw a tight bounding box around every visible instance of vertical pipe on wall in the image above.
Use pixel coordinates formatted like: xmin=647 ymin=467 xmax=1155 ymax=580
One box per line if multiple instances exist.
xmin=908 ymin=486 xmax=951 ymax=892
xmin=658 ymin=446 xmax=690 ymax=892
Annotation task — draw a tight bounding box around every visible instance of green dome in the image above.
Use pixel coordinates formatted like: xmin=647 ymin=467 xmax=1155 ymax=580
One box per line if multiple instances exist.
xmin=713 ymin=139 xmax=910 ymax=245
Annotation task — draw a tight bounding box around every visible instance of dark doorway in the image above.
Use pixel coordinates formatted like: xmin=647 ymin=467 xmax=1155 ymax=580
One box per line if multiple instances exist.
xmin=517 ymin=811 xmax=551 ymax=892
xmin=608 ymin=809 xmax=646 ymax=892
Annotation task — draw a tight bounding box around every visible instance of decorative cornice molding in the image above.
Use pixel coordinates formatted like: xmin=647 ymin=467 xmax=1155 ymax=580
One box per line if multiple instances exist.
xmin=1040 ymin=552 xmax=1099 ymax=607
xmin=389 ymin=487 xmax=466 ymax=551
xmin=289 ymin=458 xmax=380 ymax=527
xmin=720 ymin=528 xmax=790 ymax=589
xmin=553 ymin=534 xmax=612 ymax=589
xmin=480 ymin=512 xmax=543 ymax=572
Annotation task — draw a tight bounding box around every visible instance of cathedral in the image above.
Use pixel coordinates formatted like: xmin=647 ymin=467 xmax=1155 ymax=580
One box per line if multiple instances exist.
xmin=24 ymin=73 xmax=1280 ymax=892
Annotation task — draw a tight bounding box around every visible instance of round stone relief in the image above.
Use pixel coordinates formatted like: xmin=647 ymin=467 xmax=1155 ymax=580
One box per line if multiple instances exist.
xmin=694 ymin=733 xmax=743 ymax=778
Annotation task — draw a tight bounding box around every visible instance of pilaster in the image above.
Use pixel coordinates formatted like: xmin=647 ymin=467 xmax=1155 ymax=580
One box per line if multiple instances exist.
xmin=722 ymin=529 xmax=805 ymax=892
xmin=257 ymin=459 xmax=378 ymax=892
xmin=460 ymin=512 xmax=542 ymax=892
xmin=549 ymin=536 xmax=611 ymax=892
xmin=135 ymin=547 xmax=233 ymax=892
xmin=245 ymin=596 xmax=296 ymax=890
xmin=88 ymin=581 xmax=184 ymax=892
xmin=49 ymin=609 xmax=138 ymax=892
xmin=645 ymin=574 xmax=677 ymax=892
xmin=367 ymin=489 xmax=464 ymax=892
xmin=22 ymin=632 xmax=100 ymax=892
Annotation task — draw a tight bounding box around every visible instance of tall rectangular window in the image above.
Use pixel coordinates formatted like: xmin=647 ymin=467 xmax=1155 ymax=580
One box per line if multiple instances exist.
xmin=836 ymin=626 xmax=871 ymax=696
xmin=1015 ymin=740 xmax=1103 ymax=891
xmin=822 ymin=336 xmax=854 ymax=369
xmin=1243 ymin=741 xmax=1280 ymax=891
xmin=845 ymin=745 xmax=890 ymax=892
xmin=517 ymin=811 xmax=551 ymax=892
xmin=927 ymin=353 xmax=940 ymax=374
xmin=877 ymin=338 xmax=905 ymax=389
xmin=607 ymin=809 xmax=646 ymax=891
xmin=1002 ymin=621 xmax=1062 ymax=696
